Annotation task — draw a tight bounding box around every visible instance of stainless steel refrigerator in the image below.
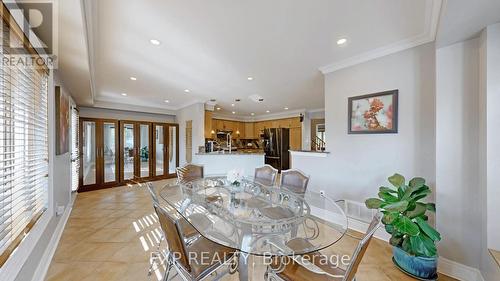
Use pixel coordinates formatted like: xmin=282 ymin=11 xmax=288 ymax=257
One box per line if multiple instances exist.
xmin=263 ymin=128 xmax=290 ymax=171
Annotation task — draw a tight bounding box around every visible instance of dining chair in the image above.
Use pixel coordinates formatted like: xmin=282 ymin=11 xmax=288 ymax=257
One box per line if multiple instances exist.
xmin=254 ymin=165 xmax=279 ymax=186
xmin=279 ymin=169 xmax=310 ymax=194
xmin=265 ymin=212 xmax=382 ymax=281
xmin=176 ymin=164 xmax=204 ymax=184
xmin=153 ymin=202 xmax=238 ymax=281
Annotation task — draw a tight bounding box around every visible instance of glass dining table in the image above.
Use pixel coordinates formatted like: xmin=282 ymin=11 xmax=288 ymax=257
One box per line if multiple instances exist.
xmin=158 ymin=175 xmax=348 ymax=281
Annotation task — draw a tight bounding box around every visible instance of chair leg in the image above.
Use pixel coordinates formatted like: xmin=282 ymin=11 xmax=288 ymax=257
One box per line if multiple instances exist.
xmin=162 ymin=256 xmax=173 ymax=281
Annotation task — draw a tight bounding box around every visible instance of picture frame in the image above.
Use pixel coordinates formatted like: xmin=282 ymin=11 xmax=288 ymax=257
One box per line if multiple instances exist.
xmin=348 ymin=89 xmax=398 ymax=134
xmin=55 ymin=86 xmax=70 ymax=154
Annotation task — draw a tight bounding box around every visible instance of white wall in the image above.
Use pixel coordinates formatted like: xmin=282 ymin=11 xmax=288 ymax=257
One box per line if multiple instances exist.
xmin=485 ymin=23 xmax=500 ymax=252
xmin=175 ymin=103 xmax=205 ymax=166
xmin=294 ymin=43 xmax=436 ymax=203
xmin=79 ymin=107 xmax=175 ymax=123
xmin=436 ymin=38 xmax=483 ymax=269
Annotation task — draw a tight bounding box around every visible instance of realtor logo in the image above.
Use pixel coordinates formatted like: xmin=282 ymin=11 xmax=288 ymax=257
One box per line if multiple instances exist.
xmin=2 ymin=0 xmax=58 ymax=68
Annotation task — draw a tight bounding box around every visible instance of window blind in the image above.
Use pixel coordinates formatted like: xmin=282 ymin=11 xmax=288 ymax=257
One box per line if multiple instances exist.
xmin=0 ymin=13 xmax=49 ymax=266
xmin=71 ymin=107 xmax=79 ymax=191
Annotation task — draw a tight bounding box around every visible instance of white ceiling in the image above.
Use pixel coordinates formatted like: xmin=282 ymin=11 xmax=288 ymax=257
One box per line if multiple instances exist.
xmin=66 ymin=0 xmax=442 ymax=116
xmin=436 ymin=0 xmax=500 ymax=47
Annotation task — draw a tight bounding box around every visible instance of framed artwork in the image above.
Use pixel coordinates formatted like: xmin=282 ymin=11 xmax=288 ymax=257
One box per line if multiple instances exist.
xmin=55 ymin=86 xmax=70 ymax=154
xmin=348 ymin=90 xmax=398 ymax=134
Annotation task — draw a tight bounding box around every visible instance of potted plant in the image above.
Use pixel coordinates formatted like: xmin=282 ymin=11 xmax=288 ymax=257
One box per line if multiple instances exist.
xmin=365 ymin=173 xmax=441 ymax=280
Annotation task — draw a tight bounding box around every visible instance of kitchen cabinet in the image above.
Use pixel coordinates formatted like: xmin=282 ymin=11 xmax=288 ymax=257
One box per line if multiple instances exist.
xmin=245 ymin=122 xmax=255 ymax=139
xmin=204 ymin=111 xmax=213 ymax=139
xmin=289 ymin=127 xmax=302 ymax=150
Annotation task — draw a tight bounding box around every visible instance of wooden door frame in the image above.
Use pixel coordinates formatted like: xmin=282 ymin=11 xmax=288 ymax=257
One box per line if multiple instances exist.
xmin=119 ymin=120 xmax=137 ymax=184
xmin=78 ymin=118 xmax=99 ymax=191
xmin=167 ymin=123 xmax=180 ymax=178
xmin=135 ymin=121 xmax=153 ymax=180
xmin=100 ymin=119 xmax=120 ymax=188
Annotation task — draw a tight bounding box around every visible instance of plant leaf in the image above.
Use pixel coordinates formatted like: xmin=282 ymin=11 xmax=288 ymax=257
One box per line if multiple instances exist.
xmin=385 ymin=224 xmax=395 ymax=234
xmin=382 ymin=212 xmax=399 ymax=224
xmin=415 ymin=217 xmax=441 ymax=241
xmin=393 ymin=216 xmax=420 ymax=236
xmin=406 ymin=202 xmax=427 ymax=218
xmin=365 ymin=198 xmax=385 ymax=209
xmin=409 ymin=177 xmax=425 ymax=188
xmin=388 ymin=173 xmax=405 ymax=188
xmin=426 ymin=203 xmax=436 ymax=212
xmin=384 ymin=201 xmax=409 ymax=212
xmin=410 ymin=233 xmax=437 ymax=257
xmin=378 ymin=191 xmax=399 ymax=203
xmin=402 ymin=237 xmax=413 ymax=254
xmin=379 ymin=186 xmax=397 ymax=194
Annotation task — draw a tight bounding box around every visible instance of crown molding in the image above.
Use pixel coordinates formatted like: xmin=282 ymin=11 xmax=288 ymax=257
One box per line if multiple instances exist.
xmin=319 ymin=0 xmax=442 ymax=75
xmin=213 ymin=108 xmax=306 ymax=122
xmin=81 ymin=0 xmax=97 ymax=105
xmin=92 ymin=100 xmax=176 ymax=115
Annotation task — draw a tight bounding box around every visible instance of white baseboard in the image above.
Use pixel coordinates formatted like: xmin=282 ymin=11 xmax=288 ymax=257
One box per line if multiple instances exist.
xmin=438 ymin=257 xmax=485 ymax=281
xmin=31 ymin=200 xmax=73 ymax=281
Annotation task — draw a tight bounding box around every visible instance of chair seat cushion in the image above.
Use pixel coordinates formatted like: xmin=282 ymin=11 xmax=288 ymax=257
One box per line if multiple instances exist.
xmin=186 ymin=237 xmax=236 ymax=279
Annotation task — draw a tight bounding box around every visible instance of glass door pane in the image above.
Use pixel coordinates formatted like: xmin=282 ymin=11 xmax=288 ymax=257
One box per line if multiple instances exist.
xmin=103 ymin=122 xmax=117 ymax=183
xmin=82 ymin=121 xmax=96 ymax=185
xmin=155 ymin=125 xmax=164 ymax=176
xmin=139 ymin=124 xmax=150 ymax=178
xmin=168 ymin=126 xmax=177 ymax=174
xmin=123 ymin=123 xmax=135 ymax=180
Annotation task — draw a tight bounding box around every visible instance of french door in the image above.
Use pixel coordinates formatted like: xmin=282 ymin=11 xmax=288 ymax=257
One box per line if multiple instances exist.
xmin=79 ymin=118 xmax=120 ymax=191
xmin=120 ymin=121 xmax=153 ymax=182
xmin=152 ymin=123 xmax=179 ymax=179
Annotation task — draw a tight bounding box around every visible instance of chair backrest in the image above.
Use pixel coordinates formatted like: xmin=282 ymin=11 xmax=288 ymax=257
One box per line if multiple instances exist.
xmin=254 ymin=165 xmax=278 ymax=186
xmin=342 ymin=212 xmax=382 ymax=281
xmin=176 ymin=164 xmax=204 ymax=184
xmin=146 ymin=182 xmax=159 ymax=204
xmin=279 ymin=169 xmax=310 ymax=194
xmin=153 ymin=203 xmax=192 ymax=273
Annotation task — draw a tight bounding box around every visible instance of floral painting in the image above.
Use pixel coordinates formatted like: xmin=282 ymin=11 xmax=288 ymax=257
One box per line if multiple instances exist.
xmin=348 ymin=90 xmax=398 ymax=134
xmin=56 ymin=86 xmax=70 ymax=154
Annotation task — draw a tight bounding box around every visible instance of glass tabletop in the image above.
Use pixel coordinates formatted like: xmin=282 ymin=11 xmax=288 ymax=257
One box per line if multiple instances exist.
xmin=158 ymin=175 xmax=348 ymax=256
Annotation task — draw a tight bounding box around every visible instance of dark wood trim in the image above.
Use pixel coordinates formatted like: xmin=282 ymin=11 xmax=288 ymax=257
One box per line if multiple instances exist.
xmin=347 ymin=89 xmax=398 ymax=134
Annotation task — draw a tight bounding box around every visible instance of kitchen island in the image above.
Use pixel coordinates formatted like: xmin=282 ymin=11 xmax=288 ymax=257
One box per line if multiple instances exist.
xmin=193 ymin=151 xmax=265 ymax=177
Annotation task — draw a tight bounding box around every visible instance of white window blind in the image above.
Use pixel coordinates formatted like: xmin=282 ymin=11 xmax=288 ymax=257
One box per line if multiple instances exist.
xmin=0 ymin=16 xmax=49 ymax=266
xmin=70 ymin=107 xmax=79 ymax=191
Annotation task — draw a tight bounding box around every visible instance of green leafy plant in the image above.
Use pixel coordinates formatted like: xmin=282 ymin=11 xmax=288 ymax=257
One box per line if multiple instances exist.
xmin=365 ymin=173 xmax=441 ymax=257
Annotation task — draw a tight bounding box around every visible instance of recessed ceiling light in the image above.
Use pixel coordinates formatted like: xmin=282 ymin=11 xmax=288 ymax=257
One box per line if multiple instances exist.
xmin=266 ymin=110 xmax=270 ymax=113
xmin=247 ymin=77 xmax=254 ymax=81
xmin=130 ymin=77 xmax=137 ymax=81
xmin=121 ymin=93 xmax=127 ymax=96
xmin=216 ymin=107 xmax=221 ymax=110
xmin=337 ymin=38 xmax=348 ymax=45
xmin=184 ymin=89 xmax=190 ymax=93
xmin=284 ymin=107 xmax=289 ymax=110
xmin=150 ymin=39 xmax=161 ymax=45
xmin=251 ymin=113 xmax=255 ymax=116
xmin=232 ymin=111 xmax=236 ymax=114
xmin=164 ymin=100 xmax=169 ymax=103
xmin=231 ymin=103 xmax=235 ymax=107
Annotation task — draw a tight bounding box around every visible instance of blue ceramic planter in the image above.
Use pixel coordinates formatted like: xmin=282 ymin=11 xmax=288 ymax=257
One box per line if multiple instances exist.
xmin=392 ymin=246 xmax=437 ymax=280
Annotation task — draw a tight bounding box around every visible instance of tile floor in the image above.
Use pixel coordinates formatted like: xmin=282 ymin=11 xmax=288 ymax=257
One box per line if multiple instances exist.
xmin=45 ymin=180 xmax=457 ymax=281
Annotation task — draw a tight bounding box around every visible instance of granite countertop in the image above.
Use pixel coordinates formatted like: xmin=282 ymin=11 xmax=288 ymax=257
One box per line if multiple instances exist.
xmin=289 ymin=150 xmax=330 ymax=154
xmin=196 ymin=151 xmax=265 ymax=156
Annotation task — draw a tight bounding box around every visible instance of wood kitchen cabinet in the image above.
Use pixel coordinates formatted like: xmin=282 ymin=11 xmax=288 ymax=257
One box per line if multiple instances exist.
xmin=204 ymin=111 xmax=213 ymax=139
xmin=289 ymin=127 xmax=302 ymax=150
xmin=245 ymin=122 xmax=255 ymax=139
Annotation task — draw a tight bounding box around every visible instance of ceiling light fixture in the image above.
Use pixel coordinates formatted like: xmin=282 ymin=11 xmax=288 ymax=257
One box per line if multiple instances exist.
xmin=216 ymin=107 xmax=221 ymax=110
xmin=247 ymin=77 xmax=254 ymax=81
xmin=121 ymin=93 xmax=127 ymax=96
xmin=232 ymin=111 xmax=236 ymax=114
xmin=184 ymin=89 xmax=190 ymax=93
xmin=130 ymin=77 xmax=137 ymax=81
xmin=284 ymin=107 xmax=289 ymax=110
xmin=266 ymin=110 xmax=270 ymax=113
xmin=164 ymin=100 xmax=169 ymax=103
xmin=251 ymin=113 xmax=255 ymax=116
xmin=337 ymin=38 xmax=348 ymax=45
xmin=150 ymin=39 xmax=161 ymax=45
xmin=231 ymin=103 xmax=235 ymax=107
